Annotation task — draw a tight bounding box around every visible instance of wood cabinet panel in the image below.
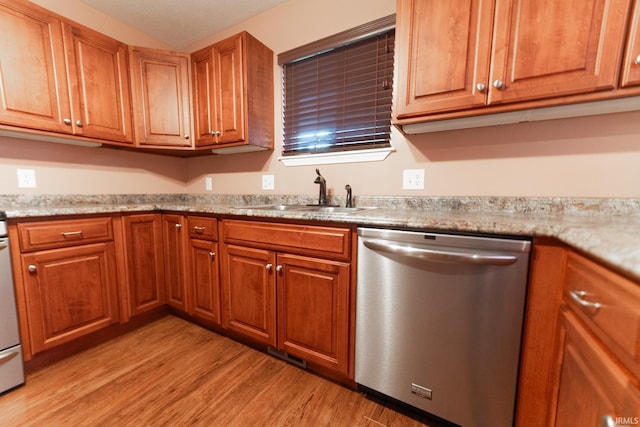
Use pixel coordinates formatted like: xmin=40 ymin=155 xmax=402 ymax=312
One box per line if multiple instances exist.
xmin=212 ymin=34 xmax=245 ymax=144
xmin=621 ymin=0 xmax=640 ymax=87
xmin=0 ymin=0 xmax=72 ymax=133
xmin=163 ymin=215 xmax=187 ymax=311
xmin=129 ymin=47 xmax=192 ymax=147
xmin=221 ymin=244 xmax=276 ymax=346
xmin=490 ymin=0 xmax=631 ymax=104
xmin=394 ymin=0 xmax=494 ymax=116
xmin=277 ymin=253 xmax=350 ymax=375
xmin=187 ymin=216 xmax=218 ymax=241
xmin=188 ymin=239 xmax=220 ymax=324
xmin=554 ymin=311 xmax=640 ymax=427
xmin=122 ymin=214 xmax=165 ymax=317
xmin=62 ymin=23 xmax=133 ymax=143
xmin=21 ymin=242 xmax=120 ymax=354
xmin=18 ymin=217 xmax=113 ymax=252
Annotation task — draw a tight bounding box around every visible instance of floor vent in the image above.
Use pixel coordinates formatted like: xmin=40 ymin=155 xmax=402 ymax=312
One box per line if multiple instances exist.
xmin=267 ymin=346 xmax=307 ymax=369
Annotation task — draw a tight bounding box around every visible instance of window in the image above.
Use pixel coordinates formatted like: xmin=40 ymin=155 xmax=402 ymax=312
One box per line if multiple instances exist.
xmin=278 ymin=15 xmax=395 ymax=163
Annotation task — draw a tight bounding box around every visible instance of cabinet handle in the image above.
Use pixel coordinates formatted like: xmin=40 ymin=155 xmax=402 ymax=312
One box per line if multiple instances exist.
xmin=175 ymin=223 xmax=182 ymax=229
xmin=276 ymin=265 xmax=283 ymax=272
xmin=209 ymin=251 xmax=215 ymax=259
xmin=265 ymin=263 xmax=273 ymax=271
xmin=476 ymin=82 xmax=487 ymax=93
xmin=28 ymin=264 xmax=37 ymax=273
xmin=184 ymin=134 xmax=190 ymax=140
xmin=75 ymin=120 xmax=83 ymax=127
xmin=63 ymin=118 xmax=72 ymax=125
xmin=193 ymin=226 xmax=206 ymax=233
xmin=61 ymin=231 xmax=83 ymax=238
xmin=569 ymin=290 xmax=602 ymax=311
xmin=634 ymin=54 xmax=640 ymax=65
xmin=210 ymin=130 xmax=221 ymax=136
xmin=492 ymin=79 xmax=505 ymax=90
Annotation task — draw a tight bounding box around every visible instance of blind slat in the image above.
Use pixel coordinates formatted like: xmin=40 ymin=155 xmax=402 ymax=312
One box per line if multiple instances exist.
xmin=282 ymin=28 xmax=394 ymax=156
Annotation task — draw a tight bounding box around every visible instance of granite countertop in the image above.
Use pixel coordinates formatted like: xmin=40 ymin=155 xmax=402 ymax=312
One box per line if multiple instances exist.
xmin=2 ymin=194 xmax=639 ymax=282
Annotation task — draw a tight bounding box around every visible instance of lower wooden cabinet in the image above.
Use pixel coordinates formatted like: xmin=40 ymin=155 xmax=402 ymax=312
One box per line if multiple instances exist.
xmin=121 ymin=214 xmax=165 ymax=318
xmin=163 ymin=214 xmax=187 ymax=311
xmin=186 ymin=216 xmax=220 ymax=324
xmin=10 ymin=217 xmax=121 ymax=358
xmin=221 ymin=219 xmax=354 ymax=378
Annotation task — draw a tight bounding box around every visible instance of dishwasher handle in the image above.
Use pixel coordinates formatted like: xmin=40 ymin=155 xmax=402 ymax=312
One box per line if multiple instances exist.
xmin=363 ymin=239 xmax=519 ymax=266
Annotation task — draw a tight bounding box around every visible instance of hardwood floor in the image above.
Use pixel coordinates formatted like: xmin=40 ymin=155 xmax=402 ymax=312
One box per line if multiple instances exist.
xmin=0 ymin=316 xmax=432 ymax=426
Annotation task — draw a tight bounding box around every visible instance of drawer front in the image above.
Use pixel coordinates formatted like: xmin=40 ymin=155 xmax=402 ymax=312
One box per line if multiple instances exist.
xmin=564 ymin=252 xmax=640 ymax=378
xmin=187 ymin=216 xmax=218 ymax=241
xmin=223 ymin=220 xmax=351 ymax=260
xmin=18 ymin=217 xmax=114 ymax=252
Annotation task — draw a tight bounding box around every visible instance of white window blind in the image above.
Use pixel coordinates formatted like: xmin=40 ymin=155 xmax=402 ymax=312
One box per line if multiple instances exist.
xmin=279 ymin=16 xmax=395 ymax=156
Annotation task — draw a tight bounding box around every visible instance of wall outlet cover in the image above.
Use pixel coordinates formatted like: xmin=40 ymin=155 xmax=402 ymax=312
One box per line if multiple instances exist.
xmin=262 ymin=174 xmax=275 ymax=190
xmin=17 ymin=168 xmax=37 ymax=188
xmin=402 ymin=169 xmax=425 ymax=190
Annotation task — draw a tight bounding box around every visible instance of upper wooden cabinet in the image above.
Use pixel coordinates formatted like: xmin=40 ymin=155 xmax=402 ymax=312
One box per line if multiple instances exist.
xmin=0 ymin=0 xmax=133 ymax=144
xmin=129 ymin=47 xmax=193 ymax=148
xmin=192 ymin=32 xmax=274 ymax=153
xmin=62 ymin=23 xmax=133 ymax=143
xmin=621 ymin=0 xmax=640 ymax=87
xmin=395 ymin=0 xmax=636 ymax=122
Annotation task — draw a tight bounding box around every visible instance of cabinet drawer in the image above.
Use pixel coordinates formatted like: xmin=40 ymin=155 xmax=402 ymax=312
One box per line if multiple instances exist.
xmin=18 ymin=217 xmax=114 ymax=252
xmin=187 ymin=216 xmax=218 ymax=241
xmin=564 ymin=252 xmax=640 ymax=379
xmin=222 ymin=220 xmax=351 ymax=260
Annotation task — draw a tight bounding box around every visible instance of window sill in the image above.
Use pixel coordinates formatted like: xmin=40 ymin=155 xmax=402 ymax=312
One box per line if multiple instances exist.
xmin=278 ymin=147 xmax=395 ymax=166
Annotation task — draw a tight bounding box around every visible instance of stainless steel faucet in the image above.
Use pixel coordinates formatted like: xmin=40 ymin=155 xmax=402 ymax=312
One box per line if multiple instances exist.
xmin=314 ymin=168 xmax=327 ymax=205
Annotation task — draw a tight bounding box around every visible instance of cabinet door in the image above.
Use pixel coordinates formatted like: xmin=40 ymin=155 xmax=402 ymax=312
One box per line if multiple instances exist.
xmin=394 ymin=0 xmax=495 ymax=118
xmin=211 ymin=34 xmax=245 ymax=144
xmin=122 ymin=214 xmax=165 ymax=317
xmin=129 ymin=47 xmax=193 ymax=147
xmin=21 ymin=243 xmax=119 ymax=354
xmin=277 ymin=253 xmax=350 ymax=375
xmin=191 ymin=46 xmax=217 ymax=147
xmin=163 ymin=215 xmax=187 ymax=312
xmin=621 ymin=0 xmax=640 ymax=87
xmin=188 ymin=239 xmax=220 ymax=324
xmin=490 ymin=0 xmax=632 ymax=104
xmin=62 ymin=23 xmax=133 ymax=143
xmin=0 ymin=1 xmax=73 ymax=133
xmin=554 ymin=311 xmax=640 ymax=426
xmin=221 ymin=244 xmax=276 ymax=346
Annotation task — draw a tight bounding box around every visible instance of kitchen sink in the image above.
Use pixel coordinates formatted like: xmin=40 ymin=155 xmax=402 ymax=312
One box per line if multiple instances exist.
xmin=241 ymin=204 xmax=375 ymax=214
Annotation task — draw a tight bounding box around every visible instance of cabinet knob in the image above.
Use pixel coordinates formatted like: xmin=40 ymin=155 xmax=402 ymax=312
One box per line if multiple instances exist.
xmin=75 ymin=120 xmax=83 ymax=127
xmin=476 ymin=83 xmax=487 ymax=93
xmin=210 ymin=130 xmax=221 ymax=136
xmin=208 ymin=251 xmax=215 ymax=258
xmin=265 ymin=263 xmax=273 ymax=271
xmin=634 ymin=54 xmax=640 ymax=65
xmin=28 ymin=264 xmax=37 ymax=273
xmin=492 ymin=79 xmax=505 ymax=90
xmin=276 ymin=265 xmax=283 ymax=272
xmin=63 ymin=118 xmax=72 ymax=125
xmin=184 ymin=134 xmax=190 ymax=140
xmin=175 ymin=223 xmax=182 ymax=229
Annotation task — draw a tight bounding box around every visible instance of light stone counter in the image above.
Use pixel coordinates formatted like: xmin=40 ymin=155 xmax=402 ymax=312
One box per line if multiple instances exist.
xmin=2 ymin=194 xmax=639 ymax=282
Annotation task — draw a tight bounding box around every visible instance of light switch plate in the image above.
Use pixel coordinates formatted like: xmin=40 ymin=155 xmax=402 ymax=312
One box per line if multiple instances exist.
xmin=17 ymin=168 xmax=37 ymax=188
xmin=205 ymin=177 xmax=213 ymax=191
xmin=262 ymin=174 xmax=275 ymax=190
xmin=402 ymin=169 xmax=424 ymax=190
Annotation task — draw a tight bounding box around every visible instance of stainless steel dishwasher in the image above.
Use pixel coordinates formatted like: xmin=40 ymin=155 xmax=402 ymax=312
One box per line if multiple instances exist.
xmin=355 ymin=227 xmax=531 ymax=427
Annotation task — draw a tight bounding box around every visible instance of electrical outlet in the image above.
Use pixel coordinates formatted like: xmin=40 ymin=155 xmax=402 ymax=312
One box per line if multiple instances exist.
xmin=205 ymin=177 xmax=213 ymax=191
xmin=402 ymin=169 xmax=424 ymax=190
xmin=262 ymin=174 xmax=275 ymax=190
xmin=17 ymin=169 xmax=37 ymax=188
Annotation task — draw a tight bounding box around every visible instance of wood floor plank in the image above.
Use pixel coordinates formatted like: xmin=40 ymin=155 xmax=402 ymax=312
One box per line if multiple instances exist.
xmin=0 ymin=316 xmax=431 ymax=426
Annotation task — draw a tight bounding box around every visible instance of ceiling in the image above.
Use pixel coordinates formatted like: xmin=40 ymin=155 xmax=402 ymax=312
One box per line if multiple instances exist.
xmin=80 ymin=0 xmax=289 ymax=50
